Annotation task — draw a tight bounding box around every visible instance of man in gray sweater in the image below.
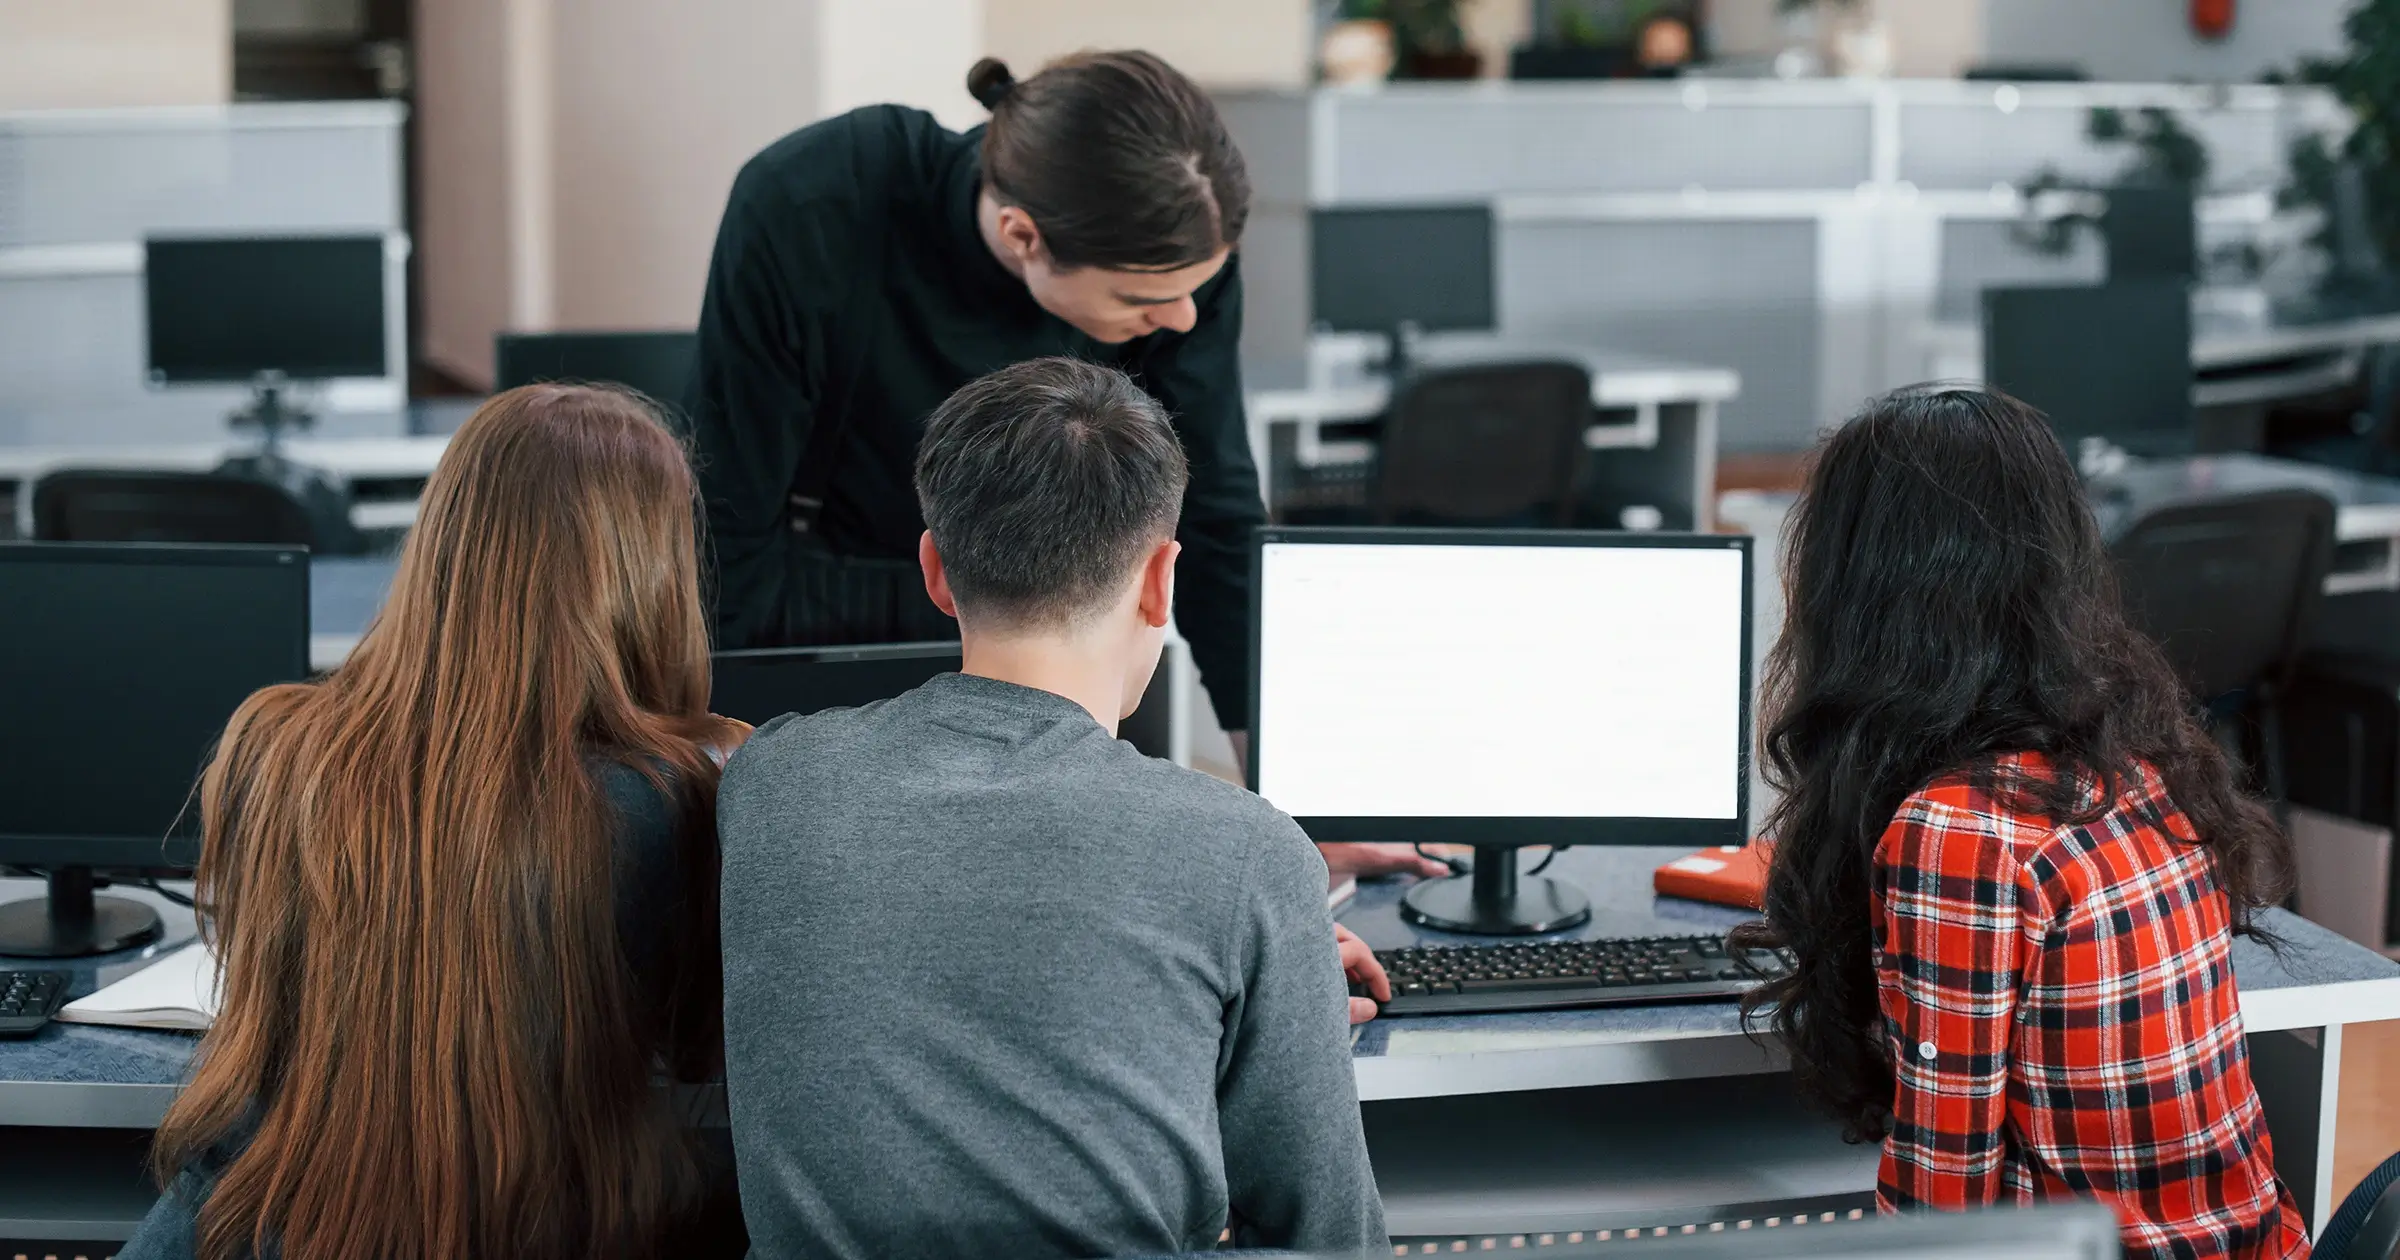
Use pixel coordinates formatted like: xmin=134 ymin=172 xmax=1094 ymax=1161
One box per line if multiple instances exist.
xmin=718 ymin=357 xmax=1389 ymax=1259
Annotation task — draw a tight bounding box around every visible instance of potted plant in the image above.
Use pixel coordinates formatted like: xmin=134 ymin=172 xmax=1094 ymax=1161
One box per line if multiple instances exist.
xmin=2274 ymin=0 xmax=2400 ymax=296
xmin=1340 ymin=0 xmax=1483 ymax=80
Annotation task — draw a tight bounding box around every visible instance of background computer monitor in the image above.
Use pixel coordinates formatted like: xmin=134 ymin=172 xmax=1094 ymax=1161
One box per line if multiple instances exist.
xmin=145 ymin=236 xmax=387 ymax=385
xmin=0 ymin=542 xmax=310 ymax=957
xmin=1248 ymin=528 xmax=1751 ymax=934
xmin=494 ymin=331 xmax=697 ymax=419
xmin=709 ymin=642 xmax=964 ymax=728
xmin=711 ymin=641 xmax=1181 ymax=761
xmin=1982 ymin=279 xmax=2194 ymax=461
xmin=2102 ymin=184 xmax=2197 ymax=281
xmin=1310 ymin=204 xmax=1497 ymax=372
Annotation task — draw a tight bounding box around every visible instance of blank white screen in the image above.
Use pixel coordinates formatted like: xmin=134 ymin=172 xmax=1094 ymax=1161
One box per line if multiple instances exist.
xmin=1255 ymin=541 xmax=1746 ymax=820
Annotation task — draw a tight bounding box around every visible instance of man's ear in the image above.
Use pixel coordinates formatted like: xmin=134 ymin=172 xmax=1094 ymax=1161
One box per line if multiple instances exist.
xmin=1137 ymin=539 xmax=1180 ymax=630
xmin=920 ymin=531 xmax=961 ymax=619
xmin=995 ymin=205 xmax=1046 ymax=267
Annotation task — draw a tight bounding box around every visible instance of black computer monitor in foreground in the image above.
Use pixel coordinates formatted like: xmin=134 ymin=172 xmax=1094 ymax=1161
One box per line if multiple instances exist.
xmin=1249 ymin=528 xmax=1752 ymax=935
xmin=0 ymin=542 xmax=310 ymax=957
xmin=1529 ymin=1202 xmax=2119 ymax=1259
xmin=709 ymin=642 xmax=964 ymax=728
xmin=146 ymin=236 xmax=387 ymax=385
xmin=1983 ymin=280 xmax=2193 ymax=463
xmin=1311 ymin=204 xmax=1497 ymax=375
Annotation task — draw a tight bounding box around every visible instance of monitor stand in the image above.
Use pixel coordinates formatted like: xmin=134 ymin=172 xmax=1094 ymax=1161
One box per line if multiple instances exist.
xmin=215 ymin=376 xmax=362 ymax=554
xmin=1400 ymin=845 xmax=1592 ymax=936
xmin=0 ymin=867 xmax=165 ymax=958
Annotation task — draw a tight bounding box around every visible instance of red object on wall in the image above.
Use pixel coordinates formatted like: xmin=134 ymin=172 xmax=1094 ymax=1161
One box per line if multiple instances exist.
xmin=2193 ymin=0 xmax=2236 ymax=39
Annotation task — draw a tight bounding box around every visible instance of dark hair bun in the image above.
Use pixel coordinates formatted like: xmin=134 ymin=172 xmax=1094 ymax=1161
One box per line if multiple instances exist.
xmin=966 ymin=58 xmax=1017 ymax=110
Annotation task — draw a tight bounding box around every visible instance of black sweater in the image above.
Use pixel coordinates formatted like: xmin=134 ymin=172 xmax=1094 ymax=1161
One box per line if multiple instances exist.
xmin=684 ymin=106 xmax=1266 ymax=728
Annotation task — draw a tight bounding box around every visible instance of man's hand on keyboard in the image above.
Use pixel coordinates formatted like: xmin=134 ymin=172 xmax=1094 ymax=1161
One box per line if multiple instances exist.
xmin=1336 ymin=924 xmax=1389 ymax=1024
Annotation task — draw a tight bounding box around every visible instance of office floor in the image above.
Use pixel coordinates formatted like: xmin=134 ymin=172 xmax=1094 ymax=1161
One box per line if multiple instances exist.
xmin=2342 ymin=1021 xmax=2400 ymax=1199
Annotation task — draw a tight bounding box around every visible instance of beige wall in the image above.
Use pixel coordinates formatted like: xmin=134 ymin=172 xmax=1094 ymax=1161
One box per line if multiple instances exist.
xmin=821 ymin=0 xmax=985 ymax=128
xmin=549 ymin=0 xmax=829 ymax=332
xmin=983 ymin=0 xmax=1309 ymax=88
xmin=415 ymin=0 xmax=520 ymax=386
xmin=0 ymin=0 xmax=231 ymax=111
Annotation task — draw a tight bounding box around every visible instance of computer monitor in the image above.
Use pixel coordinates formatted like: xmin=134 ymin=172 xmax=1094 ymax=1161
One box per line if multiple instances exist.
xmin=711 ymin=641 xmax=1180 ymax=761
xmin=494 ymin=331 xmax=697 ymax=419
xmin=2102 ymin=184 xmax=2197 ymax=281
xmin=1249 ymin=528 xmax=1751 ymax=934
xmin=1530 ymin=1202 xmax=2119 ymax=1258
xmin=0 ymin=542 xmax=310 ymax=957
xmin=1983 ymin=280 xmax=2194 ymax=464
xmin=146 ymin=236 xmax=387 ymax=385
xmin=1311 ymin=205 xmax=1497 ymax=376
xmin=709 ymin=642 xmax=964 ymax=728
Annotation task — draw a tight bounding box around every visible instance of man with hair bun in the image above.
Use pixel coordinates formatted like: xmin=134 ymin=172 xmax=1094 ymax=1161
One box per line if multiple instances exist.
xmin=686 ymin=51 xmax=1447 ymax=883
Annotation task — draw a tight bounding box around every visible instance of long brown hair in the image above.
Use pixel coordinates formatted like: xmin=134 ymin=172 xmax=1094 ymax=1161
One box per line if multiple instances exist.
xmin=154 ymin=385 xmax=739 ymax=1260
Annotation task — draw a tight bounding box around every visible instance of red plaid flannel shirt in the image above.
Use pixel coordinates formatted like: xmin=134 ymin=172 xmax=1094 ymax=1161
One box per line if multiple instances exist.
xmin=1871 ymin=752 xmax=2309 ymax=1260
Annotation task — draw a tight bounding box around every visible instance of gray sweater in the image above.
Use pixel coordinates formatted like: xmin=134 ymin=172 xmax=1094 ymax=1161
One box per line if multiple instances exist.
xmin=717 ymin=672 xmax=1386 ymax=1259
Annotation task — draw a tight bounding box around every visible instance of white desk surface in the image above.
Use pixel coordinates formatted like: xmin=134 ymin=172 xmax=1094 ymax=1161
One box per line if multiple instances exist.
xmin=0 ymin=435 xmax=451 ymax=482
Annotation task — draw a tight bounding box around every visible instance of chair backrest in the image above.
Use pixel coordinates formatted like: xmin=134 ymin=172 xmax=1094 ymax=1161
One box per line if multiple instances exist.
xmin=31 ymin=470 xmax=318 ymax=549
xmin=2108 ymin=488 xmax=2336 ymax=702
xmin=1375 ymin=360 xmax=1591 ymax=527
xmin=2319 ymin=1148 xmax=2400 ymax=1260
xmin=493 ymin=331 xmax=696 ymax=415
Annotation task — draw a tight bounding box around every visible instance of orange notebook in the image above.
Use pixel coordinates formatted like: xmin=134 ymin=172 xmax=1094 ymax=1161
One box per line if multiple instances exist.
xmin=1653 ymin=842 xmax=1772 ymax=910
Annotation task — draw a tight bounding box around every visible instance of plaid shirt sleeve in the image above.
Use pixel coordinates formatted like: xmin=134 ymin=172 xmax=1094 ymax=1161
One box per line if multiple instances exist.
xmin=1872 ymin=790 xmax=2037 ymax=1211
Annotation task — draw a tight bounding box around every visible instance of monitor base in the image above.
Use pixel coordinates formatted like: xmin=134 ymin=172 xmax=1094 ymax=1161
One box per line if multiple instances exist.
xmin=1400 ymin=847 xmax=1592 ymax=936
xmin=0 ymin=869 xmax=166 ymax=959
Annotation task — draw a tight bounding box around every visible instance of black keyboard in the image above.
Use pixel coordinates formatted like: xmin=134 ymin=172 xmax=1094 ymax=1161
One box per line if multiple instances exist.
xmin=0 ymin=970 xmax=70 ymax=1038
xmin=1361 ymin=935 xmax=1794 ymax=1017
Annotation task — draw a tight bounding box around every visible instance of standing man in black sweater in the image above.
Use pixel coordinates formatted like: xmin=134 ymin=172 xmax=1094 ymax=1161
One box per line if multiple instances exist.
xmin=688 ymin=50 xmax=1446 ymax=882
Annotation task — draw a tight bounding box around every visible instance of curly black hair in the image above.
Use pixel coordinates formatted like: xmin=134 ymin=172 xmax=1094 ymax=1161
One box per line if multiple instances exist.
xmin=1730 ymin=385 xmax=2293 ymax=1140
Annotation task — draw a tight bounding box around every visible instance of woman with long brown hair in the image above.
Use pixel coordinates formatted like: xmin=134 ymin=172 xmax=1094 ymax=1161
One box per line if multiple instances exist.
xmin=122 ymin=385 xmax=747 ymax=1260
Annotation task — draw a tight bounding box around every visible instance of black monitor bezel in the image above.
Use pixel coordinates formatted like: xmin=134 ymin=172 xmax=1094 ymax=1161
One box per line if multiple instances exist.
xmin=0 ymin=541 xmax=311 ymax=868
xmin=1247 ymin=526 xmax=1753 ymax=849
xmin=143 ymin=233 xmax=390 ymax=384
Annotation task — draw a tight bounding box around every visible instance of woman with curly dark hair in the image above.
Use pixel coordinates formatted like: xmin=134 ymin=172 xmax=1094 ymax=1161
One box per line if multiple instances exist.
xmin=1732 ymin=386 xmax=2306 ymax=1260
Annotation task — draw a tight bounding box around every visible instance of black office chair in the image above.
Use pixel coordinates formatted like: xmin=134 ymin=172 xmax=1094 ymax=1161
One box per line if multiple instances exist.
xmin=2109 ymin=488 xmax=2336 ymax=804
xmin=494 ymin=330 xmax=696 ymax=416
xmin=1374 ymin=360 xmax=1592 ymax=528
xmin=2322 ymin=1149 xmax=2400 ymax=1260
xmin=31 ymin=469 xmax=321 ymax=550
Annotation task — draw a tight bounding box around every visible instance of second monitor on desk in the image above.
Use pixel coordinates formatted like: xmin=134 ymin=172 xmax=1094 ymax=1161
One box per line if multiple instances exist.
xmin=1249 ymin=528 xmax=1753 ymax=935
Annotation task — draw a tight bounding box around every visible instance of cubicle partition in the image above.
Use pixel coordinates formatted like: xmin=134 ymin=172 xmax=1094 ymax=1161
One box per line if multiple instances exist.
xmin=1220 ymin=80 xmax=2343 ymax=452
xmin=0 ymin=103 xmax=411 ymax=449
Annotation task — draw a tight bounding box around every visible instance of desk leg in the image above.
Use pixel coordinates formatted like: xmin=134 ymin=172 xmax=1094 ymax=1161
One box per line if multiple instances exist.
xmin=2249 ymin=1024 xmax=2343 ymax=1235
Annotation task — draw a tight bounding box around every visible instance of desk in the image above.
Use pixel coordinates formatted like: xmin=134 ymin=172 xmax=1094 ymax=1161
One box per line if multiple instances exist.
xmin=0 ymin=848 xmax=2390 ymax=1246
xmin=1338 ymin=847 xmax=2400 ymax=1242
xmin=1247 ymin=341 xmax=1741 ymax=532
xmin=1925 ymin=303 xmax=2400 ymax=415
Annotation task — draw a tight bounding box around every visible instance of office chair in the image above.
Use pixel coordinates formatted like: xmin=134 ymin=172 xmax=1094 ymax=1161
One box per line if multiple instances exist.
xmin=1374 ymin=360 xmax=1592 ymax=527
xmin=2320 ymin=1148 xmax=2400 ymax=1260
xmin=31 ymin=469 xmax=322 ymax=550
xmin=494 ymin=330 xmax=696 ymax=415
xmin=2109 ymin=488 xmax=2336 ymax=805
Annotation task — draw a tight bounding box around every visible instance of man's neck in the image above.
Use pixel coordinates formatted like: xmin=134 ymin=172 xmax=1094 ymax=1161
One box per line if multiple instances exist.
xmin=960 ymin=633 xmax=1123 ymax=735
